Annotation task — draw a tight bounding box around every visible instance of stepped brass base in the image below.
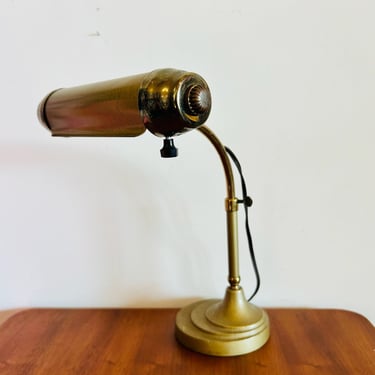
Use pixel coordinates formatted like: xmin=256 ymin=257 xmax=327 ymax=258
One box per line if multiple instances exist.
xmin=175 ymin=287 xmax=270 ymax=356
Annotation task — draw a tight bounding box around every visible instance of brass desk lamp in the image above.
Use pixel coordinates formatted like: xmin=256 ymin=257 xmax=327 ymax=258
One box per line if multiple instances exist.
xmin=38 ymin=68 xmax=270 ymax=356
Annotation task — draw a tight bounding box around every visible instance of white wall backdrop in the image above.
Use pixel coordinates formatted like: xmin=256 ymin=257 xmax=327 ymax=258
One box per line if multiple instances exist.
xmin=0 ymin=0 xmax=374 ymax=324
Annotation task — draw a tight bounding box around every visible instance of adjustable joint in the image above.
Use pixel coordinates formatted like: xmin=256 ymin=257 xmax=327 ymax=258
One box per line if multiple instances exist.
xmin=228 ymin=276 xmax=241 ymax=289
xmin=225 ymin=198 xmax=238 ymax=212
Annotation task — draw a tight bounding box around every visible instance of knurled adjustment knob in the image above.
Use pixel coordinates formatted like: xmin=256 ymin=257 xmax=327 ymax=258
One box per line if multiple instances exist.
xmin=185 ymin=85 xmax=211 ymax=116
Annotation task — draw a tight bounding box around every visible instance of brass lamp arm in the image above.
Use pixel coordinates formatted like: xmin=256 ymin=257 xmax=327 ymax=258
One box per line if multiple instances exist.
xmin=197 ymin=126 xmax=236 ymax=199
xmin=197 ymin=125 xmax=241 ymax=290
xmin=177 ymin=123 xmax=269 ymax=355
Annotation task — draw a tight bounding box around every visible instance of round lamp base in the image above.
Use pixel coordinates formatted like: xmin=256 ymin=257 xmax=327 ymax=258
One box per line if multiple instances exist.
xmin=175 ymin=288 xmax=270 ymax=356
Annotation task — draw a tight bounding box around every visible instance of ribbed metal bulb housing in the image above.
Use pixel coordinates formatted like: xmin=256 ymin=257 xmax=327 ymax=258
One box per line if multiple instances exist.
xmin=186 ymin=85 xmax=211 ymax=115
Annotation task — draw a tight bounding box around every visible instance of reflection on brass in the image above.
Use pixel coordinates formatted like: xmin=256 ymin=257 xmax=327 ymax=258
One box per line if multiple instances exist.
xmin=175 ymin=125 xmax=270 ymax=356
xmin=140 ymin=69 xmax=211 ymax=137
xmin=38 ymin=68 xmax=211 ymax=138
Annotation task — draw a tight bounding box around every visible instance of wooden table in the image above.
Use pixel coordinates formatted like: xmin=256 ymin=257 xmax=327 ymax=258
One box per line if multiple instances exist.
xmin=0 ymin=308 xmax=373 ymax=374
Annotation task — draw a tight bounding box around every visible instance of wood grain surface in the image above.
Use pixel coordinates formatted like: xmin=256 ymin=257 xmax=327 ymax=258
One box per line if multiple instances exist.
xmin=0 ymin=310 xmax=23 ymax=327
xmin=0 ymin=308 xmax=373 ymax=374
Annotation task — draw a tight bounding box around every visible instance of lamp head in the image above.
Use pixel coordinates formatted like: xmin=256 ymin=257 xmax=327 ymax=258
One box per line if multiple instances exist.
xmin=38 ymin=68 xmax=211 ymax=140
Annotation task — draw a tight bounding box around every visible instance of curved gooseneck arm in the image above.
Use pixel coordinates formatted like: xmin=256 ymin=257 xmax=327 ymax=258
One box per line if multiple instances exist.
xmin=197 ymin=125 xmax=241 ymax=290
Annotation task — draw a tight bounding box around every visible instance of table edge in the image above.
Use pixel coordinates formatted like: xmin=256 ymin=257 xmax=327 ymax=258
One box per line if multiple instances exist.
xmin=0 ymin=307 xmax=372 ymax=329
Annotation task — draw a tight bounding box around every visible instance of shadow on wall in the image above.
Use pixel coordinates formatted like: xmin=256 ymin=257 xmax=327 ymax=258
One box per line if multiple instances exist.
xmin=0 ymin=141 xmax=200 ymax=307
